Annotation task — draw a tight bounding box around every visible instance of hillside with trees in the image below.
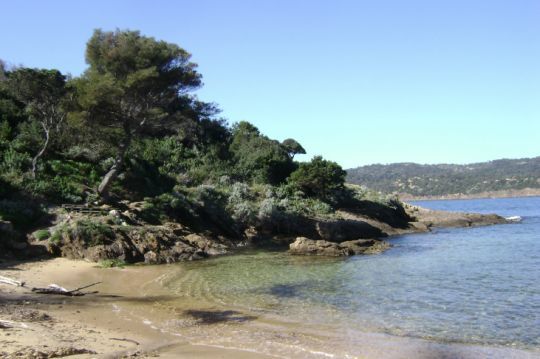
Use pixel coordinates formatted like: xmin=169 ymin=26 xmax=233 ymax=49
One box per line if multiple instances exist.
xmin=346 ymin=157 xmax=540 ymax=198
xmin=0 ymin=29 xmax=415 ymax=261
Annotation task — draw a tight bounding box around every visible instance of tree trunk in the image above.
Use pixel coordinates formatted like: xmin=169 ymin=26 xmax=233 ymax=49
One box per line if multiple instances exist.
xmin=97 ymin=135 xmax=131 ymax=199
xmin=31 ymin=126 xmax=50 ymax=178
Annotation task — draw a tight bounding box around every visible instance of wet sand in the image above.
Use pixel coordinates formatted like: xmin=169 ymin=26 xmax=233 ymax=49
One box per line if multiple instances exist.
xmin=0 ymin=258 xmax=275 ymax=358
xmin=1 ymin=258 xmax=538 ymax=358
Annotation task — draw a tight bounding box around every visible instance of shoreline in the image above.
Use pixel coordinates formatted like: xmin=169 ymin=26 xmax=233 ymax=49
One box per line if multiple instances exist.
xmin=399 ymin=189 xmax=540 ymax=202
xmin=2 ymin=257 xmax=539 ymax=358
xmin=0 ymin=258 xmax=276 ymax=358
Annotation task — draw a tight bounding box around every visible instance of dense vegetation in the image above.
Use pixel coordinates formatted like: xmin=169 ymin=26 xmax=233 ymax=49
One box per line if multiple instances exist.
xmin=347 ymin=157 xmax=540 ymax=197
xmin=1 ymin=29 xmax=400 ymax=252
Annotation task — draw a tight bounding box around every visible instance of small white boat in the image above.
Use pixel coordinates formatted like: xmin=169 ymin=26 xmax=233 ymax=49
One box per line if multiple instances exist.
xmin=505 ymin=216 xmax=522 ymax=222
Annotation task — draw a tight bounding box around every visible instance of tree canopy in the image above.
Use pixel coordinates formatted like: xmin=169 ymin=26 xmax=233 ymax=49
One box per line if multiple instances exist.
xmin=75 ymin=29 xmax=204 ymax=197
xmin=289 ymin=156 xmax=346 ymax=199
xmin=281 ymin=138 xmax=306 ymax=159
xmin=0 ymin=29 xmax=347 ymax=205
xmin=229 ymin=121 xmax=296 ymax=185
xmin=4 ymin=68 xmax=70 ymax=177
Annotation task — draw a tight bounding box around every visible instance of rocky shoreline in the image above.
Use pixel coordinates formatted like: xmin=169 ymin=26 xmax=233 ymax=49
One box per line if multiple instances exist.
xmin=0 ymin=200 xmax=520 ymax=359
xmin=286 ymin=203 xmax=509 ymax=256
xmin=1 ymin=201 xmax=511 ymax=264
xmin=399 ymin=189 xmax=540 ymax=201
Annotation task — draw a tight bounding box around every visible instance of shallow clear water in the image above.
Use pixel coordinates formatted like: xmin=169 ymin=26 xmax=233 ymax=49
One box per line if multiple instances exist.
xmin=161 ymin=197 xmax=540 ymax=352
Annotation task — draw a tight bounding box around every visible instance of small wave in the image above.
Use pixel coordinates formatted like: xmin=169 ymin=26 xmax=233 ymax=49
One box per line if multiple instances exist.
xmin=505 ymin=216 xmax=522 ymax=222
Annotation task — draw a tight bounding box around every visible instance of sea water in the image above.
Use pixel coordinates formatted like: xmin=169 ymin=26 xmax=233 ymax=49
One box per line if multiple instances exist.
xmin=154 ymin=197 xmax=540 ymax=356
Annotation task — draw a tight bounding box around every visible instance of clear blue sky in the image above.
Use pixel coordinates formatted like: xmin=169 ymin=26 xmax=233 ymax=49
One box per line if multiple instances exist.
xmin=1 ymin=0 xmax=538 ymax=168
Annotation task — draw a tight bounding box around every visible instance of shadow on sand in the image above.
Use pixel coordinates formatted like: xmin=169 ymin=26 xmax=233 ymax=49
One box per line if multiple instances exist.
xmin=183 ymin=309 xmax=256 ymax=325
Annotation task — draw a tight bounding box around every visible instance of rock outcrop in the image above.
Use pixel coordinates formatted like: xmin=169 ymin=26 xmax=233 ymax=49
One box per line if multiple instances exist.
xmin=47 ymin=220 xmax=232 ymax=264
xmin=340 ymin=238 xmax=391 ymax=254
xmin=36 ymin=200 xmax=510 ymax=264
xmin=404 ymin=204 xmax=509 ymax=228
xmin=289 ymin=237 xmax=390 ymax=257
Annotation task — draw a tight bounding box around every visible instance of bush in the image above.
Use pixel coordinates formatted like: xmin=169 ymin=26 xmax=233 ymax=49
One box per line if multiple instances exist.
xmin=0 ymin=147 xmax=30 ymax=175
xmin=69 ymin=220 xmax=115 ymax=246
xmin=228 ymin=182 xmax=252 ymax=203
xmin=138 ymin=193 xmax=183 ymax=224
xmin=17 ymin=159 xmax=101 ymax=203
xmin=229 ymin=121 xmax=295 ymax=184
xmin=99 ymin=259 xmax=126 ymax=268
xmin=230 ymin=200 xmax=255 ymax=224
xmin=288 ymin=156 xmax=346 ymax=200
xmin=49 ymin=229 xmax=63 ymax=245
xmin=227 ymin=182 xmax=256 ymax=225
xmin=33 ymin=229 xmax=50 ymax=241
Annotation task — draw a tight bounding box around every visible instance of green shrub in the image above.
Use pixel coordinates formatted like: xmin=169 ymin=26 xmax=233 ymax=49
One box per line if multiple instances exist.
xmin=227 ymin=182 xmax=256 ymax=225
xmin=138 ymin=192 xmax=191 ymax=224
xmin=277 ymin=196 xmax=333 ymax=218
xmin=229 ymin=121 xmax=295 ymax=185
xmin=49 ymin=230 xmax=63 ymax=245
xmin=70 ymin=220 xmax=114 ymax=246
xmin=33 ymin=229 xmax=50 ymax=241
xmin=99 ymin=259 xmax=126 ymax=268
xmin=288 ymin=156 xmax=346 ymax=200
xmin=0 ymin=147 xmax=30 ymax=174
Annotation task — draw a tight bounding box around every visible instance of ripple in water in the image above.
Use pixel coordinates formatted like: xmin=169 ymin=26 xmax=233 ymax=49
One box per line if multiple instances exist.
xmin=161 ymin=196 xmax=540 ymax=352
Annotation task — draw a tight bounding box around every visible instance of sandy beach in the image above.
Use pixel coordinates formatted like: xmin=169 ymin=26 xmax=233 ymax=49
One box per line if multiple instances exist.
xmin=1 ymin=257 xmax=538 ymax=358
xmin=0 ymin=258 xmax=276 ymax=358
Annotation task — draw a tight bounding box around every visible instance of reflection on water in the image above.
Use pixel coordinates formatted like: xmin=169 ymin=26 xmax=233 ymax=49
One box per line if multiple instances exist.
xmin=145 ymin=197 xmax=540 ymax=355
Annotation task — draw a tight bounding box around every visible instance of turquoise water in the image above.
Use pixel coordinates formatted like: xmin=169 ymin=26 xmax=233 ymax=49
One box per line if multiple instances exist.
xmin=162 ymin=197 xmax=540 ymax=352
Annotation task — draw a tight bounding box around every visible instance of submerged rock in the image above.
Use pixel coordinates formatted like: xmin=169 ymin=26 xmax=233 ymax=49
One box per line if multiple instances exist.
xmin=340 ymin=239 xmax=391 ymax=254
xmin=289 ymin=236 xmax=390 ymax=256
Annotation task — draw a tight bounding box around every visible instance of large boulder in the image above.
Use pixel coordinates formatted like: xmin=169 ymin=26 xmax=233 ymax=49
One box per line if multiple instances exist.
xmin=289 ymin=237 xmax=391 ymax=256
xmin=289 ymin=237 xmax=352 ymax=256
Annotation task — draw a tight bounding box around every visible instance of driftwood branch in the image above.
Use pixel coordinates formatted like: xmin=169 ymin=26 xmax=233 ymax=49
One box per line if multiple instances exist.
xmin=110 ymin=337 xmax=140 ymax=345
xmin=69 ymin=282 xmax=102 ymax=293
xmin=0 ymin=320 xmax=28 ymax=329
xmin=31 ymin=282 xmax=101 ymax=296
xmin=0 ymin=320 xmax=14 ymax=329
xmin=0 ymin=274 xmax=100 ymax=296
xmin=0 ymin=275 xmax=25 ymax=287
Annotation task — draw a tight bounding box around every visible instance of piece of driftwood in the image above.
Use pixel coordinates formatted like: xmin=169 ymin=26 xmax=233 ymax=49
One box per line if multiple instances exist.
xmin=110 ymin=337 xmax=140 ymax=345
xmin=0 ymin=320 xmax=14 ymax=329
xmin=0 ymin=275 xmax=25 ymax=287
xmin=31 ymin=281 xmax=101 ymax=296
xmin=0 ymin=319 xmax=28 ymax=329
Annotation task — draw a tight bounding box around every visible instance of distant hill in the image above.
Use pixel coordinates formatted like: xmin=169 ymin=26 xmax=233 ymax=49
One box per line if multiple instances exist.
xmin=346 ymin=157 xmax=540 ymax=199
